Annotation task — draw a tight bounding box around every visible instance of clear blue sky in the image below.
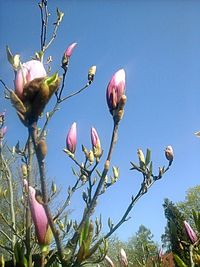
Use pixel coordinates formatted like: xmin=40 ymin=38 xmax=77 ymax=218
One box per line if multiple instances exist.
xmin=1 ymin=0 xmax=200 ymax=244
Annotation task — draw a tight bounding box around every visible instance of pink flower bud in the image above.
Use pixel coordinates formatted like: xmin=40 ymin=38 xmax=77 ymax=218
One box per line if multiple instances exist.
xmin=119 ymin=248 xmax=128 ymax=267
xmin=66 ymin=122 xmax=77 ymax=154
xmin=106 ymin=69 xmax=126 ymax=114
xmin=64 ymin=42 xmax=77 ymax=57
xmin=105 ymin=255 xmax=115 ymax=267
xmin=23 ymin=180 xmax=51 ymax=246
xmin=165 ymin=145 xmax=174 ymax=164
xmin=184 ymin=220 xmax=198 ymax=244
xmin=91 ymin=127 xmax=102 ymax=158
xmin=14 ymin=60 xmax=46 ymax=99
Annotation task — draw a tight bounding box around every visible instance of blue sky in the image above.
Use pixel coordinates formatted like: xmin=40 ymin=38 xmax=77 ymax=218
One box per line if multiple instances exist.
xmin=1 ymin=0 xmax=200 ymax=244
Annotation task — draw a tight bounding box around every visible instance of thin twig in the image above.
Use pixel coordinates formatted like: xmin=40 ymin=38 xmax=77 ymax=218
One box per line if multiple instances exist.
xmin=60 ymin=83 xmax=90 ymax=103
xmin=0 ymin=229 xmax=12 ymax=242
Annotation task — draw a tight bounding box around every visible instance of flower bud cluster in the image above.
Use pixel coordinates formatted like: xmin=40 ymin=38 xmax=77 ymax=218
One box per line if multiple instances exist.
xmin=66 ymin=123 xmax=102 ymax=162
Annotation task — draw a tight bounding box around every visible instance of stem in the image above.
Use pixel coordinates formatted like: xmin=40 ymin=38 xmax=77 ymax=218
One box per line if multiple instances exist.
xmin=189 ymin=244 xmax=195 ymax=267
xmin=60 ymin=83 xmax=90 ymax=103
xmin=39 ymin=0 xmax=48 ymax=52
xmin=29 ymin=123 xmax=65 ymax=265
xmin=26 ymin=135 xmax=33 ymax=267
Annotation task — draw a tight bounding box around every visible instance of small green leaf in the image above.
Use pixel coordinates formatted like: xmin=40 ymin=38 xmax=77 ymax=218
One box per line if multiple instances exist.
xmin=45 ymin=72 xmax=58 ymax=86
xmin=145 ymin=148 xmax=151 ymax=166
xmin=149 ymin=161 xmax=153 ymax=175
xmin=173 ymin=254 xmax=187 ymax=267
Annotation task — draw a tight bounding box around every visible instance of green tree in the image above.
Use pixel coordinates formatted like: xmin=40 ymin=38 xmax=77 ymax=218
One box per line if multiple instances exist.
xmin=177 ymin=185 xmax=200 ymax=227
xmin=162 ymin=198 xmax=190 ymax=266
xmin=125 ymin=225 xmax=158 ymax=267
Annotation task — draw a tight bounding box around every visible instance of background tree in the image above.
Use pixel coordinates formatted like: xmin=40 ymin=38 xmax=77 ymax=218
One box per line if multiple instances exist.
xmin=176 ymin=185 xmax=200 ymax=227
xmin=125 ymin=225 xmax=158 ymax=267
xmin=162 ymin=198 xmax=190 ymax=266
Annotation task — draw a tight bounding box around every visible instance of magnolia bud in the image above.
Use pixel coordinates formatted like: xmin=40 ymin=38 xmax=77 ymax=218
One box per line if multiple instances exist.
xmin=62 ymin=42 xmax=77 ymax=69
xmin=165 ymin=146 xmax=174 ymax=165
xmin=137 ymin=149 xmax=145 ymax=168
xmin=112 ymin=166 xmax=119 ymax=180
xmin=88 ymin=150 xmax=95 ymax=163
xmin=37 ymin=139 xmax=47 ymax=161
xmin=105 ymin=255 xmax=115 ymax=267
xmin=66 ymin=122 xmax=77 ymax=154
xmin=106 ymin=69 xmax=126 ymax=115
xmin=51 ymin=182 xmax=57 ymax=194
xmin=104 ymin=160 xmax=110 ymax=170
xmin=184 ymin=221 xmax=198 ymax=244
xmin=21 ymin=164 xmax=27 ymax=177
xmin=88 ymin=65 xmax=97 ymax=83
xmin=119 ymin=248 xmax=128 ymax=267
xmin=91 ymin=127 xmax=102 ymax=159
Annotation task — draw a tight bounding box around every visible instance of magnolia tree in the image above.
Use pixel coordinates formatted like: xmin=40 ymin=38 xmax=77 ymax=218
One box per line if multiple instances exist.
xmin=0 ymin=1 xmax=173 ymax=267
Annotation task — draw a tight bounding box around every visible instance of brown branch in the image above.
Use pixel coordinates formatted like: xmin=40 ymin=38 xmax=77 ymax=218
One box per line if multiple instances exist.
xmin=28 ymin=123 xmax=66 ymax=265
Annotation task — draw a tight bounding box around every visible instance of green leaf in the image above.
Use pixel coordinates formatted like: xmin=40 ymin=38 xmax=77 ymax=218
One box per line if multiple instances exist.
xmin=173 ymin=254 xmax=187 ymax=267
xmin=45 ymin=72 xmax=58 ymax=86
xmin=149 ymin=161 xmax=153 ymax=176
xmin=79 ymin=220 xmax=90 ymax=246
xmin=145 ymin=148 xmax=151 ymax=166
xmin=6 ymin=45 xmax=14 ymax=65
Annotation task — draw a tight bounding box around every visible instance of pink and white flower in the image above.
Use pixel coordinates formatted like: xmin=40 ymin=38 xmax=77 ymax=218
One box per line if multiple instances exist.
xmin=66 ymin=122 xmax=77 ymax=154
xmin=14 ymin=60 xmax=46 ymax=99
xmin=106 ymin=69 xmax=126 ymax=114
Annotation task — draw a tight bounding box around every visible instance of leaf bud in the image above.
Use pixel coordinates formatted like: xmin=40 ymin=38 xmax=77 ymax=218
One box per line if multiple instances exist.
xmin=21 ymin=164 xmax=27 ymax=178
xmin=51 ymin=182 xmax=57 ymax=194
xmin=88 ymin=65 xmax=97 ymax=84
xmin=37 ymin=139 xmax=47 ymax=161
xmin=104 ymin=160 xmax=110 ymax=170
xmin=137 ymin=149 xmax=145 ymax=168
xmin=112 ymin=166 xmax=119 ymax=180
xmin=165 ymin=145 xmax=174 ymax=165
xmin=88 ymin=150 xmax=95 ymax=164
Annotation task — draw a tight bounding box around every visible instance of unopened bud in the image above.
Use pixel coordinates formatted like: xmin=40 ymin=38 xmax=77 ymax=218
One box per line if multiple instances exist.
xmin=119 ymin=248 xmax=128 ymax=267
xmin=184 ymin=220 xmax=198 ymax=244
xmin=37 ymin=139 xmax=47 ymax=161
xmin=137 ymin=149 xmax=145 ymax=168
xmin=88 ymin=65 xmax=97 ymax=83
xmin=104 ymin=160 xmax=110 ymax=170
xmin=105 ymin=255 xmax=115 ymax=267
xmin=91 ymin=127 xmax=102 ymax=159
xmin=112 ymin=166 xmax=119 ymax=179
xmin=51 ymin=182 xmax=57 ymax=194
xmin=104 ymin=175 xmax=108 ymax=184
xmin=165 ymin=146 xmax=174 ymax=165
xmin=81 ymin=175 xmax=87 ymax=183
xmin=21 ymin=164 xmax=27 ymax=177
xmin=88 ymin=150 xmax=95 ymax=163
